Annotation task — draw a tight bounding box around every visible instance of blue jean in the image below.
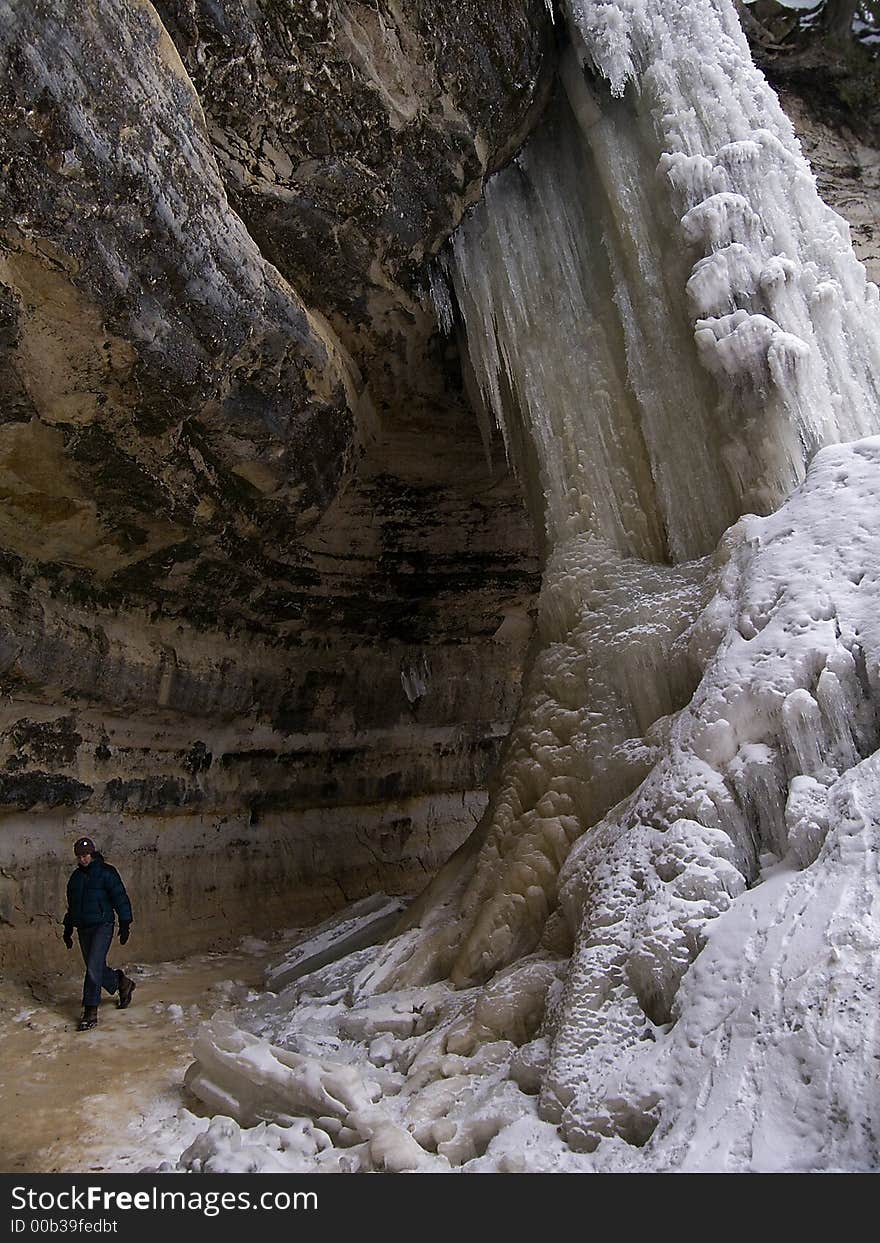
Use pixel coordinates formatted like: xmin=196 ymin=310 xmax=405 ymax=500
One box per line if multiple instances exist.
xmin=77 ymin=923 xmax=119 ymax=1007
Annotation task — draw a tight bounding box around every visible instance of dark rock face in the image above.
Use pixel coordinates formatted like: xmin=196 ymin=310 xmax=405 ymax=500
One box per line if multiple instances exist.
xmin=0 ymin=0 xmax=360 ymax=596
xmin=0 ymin=0 xmax=550 ymax=965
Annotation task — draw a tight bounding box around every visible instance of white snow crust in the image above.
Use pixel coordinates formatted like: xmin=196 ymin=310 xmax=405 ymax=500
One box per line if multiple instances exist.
xmin=172 ymin=0 xmax=880 ymax=1173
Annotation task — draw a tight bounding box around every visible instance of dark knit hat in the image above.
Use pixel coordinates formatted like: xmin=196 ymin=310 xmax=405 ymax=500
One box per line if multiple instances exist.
xmin=73 ymin=836 xmax=97 ymax=857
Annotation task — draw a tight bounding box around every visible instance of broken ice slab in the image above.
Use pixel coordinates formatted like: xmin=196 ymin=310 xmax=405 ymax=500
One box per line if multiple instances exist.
xmin=265 ymin=894 xmax=409 ymax=992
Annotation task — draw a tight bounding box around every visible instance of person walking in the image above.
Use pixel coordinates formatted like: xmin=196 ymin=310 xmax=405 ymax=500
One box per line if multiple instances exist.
xmin=62 ymin=836 xmax=136 ymax=1031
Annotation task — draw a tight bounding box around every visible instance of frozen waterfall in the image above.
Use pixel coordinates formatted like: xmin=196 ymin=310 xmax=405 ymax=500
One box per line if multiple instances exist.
xmin=173 ymin=0 xmax=880 ymax=1172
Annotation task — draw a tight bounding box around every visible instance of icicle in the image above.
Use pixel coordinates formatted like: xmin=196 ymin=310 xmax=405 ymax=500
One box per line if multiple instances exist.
xmin=427 ymin=262 xmax=455 ymax=336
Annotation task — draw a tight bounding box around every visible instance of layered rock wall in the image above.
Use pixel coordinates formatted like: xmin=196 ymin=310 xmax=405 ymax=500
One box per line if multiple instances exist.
xmin=0 ymin=0 xmax=550 ymax=967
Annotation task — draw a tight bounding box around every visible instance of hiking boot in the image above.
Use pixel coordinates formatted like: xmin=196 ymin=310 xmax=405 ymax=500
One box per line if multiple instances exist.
xmin=77 ymin=1006 xmax=98 ymax=1031
xmin=117 ymin=971 xmax=136 ymax=1010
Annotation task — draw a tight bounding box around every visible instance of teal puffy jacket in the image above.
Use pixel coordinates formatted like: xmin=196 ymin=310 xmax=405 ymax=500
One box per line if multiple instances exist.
xmin=63 ymin=854 xmax=133 ymax=930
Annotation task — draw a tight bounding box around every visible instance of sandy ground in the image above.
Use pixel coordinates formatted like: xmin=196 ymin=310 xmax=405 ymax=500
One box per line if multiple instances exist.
xmin=0 ymin=934 xmax=297 ymax=1173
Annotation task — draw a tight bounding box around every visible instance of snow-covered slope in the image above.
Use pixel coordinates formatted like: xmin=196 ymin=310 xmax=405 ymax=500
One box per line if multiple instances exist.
xmin=173 ymin=0 xmax=880 ymax=1172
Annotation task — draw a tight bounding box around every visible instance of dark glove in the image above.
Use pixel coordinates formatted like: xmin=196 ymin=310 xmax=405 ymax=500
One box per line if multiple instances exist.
xmin=63 ymin=927 xmax=73 ymax=950
xmin=118 ymin=922 xmax=130 ymax=946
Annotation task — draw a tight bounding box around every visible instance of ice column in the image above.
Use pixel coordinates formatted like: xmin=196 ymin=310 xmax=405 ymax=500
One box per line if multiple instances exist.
xmin=452 ymin=0 xmax=880 ymax=560
xmin=422 ymin=0 xmax=880 ymax=991
xmin=401 ymin=0 xmax=880 ymax=1123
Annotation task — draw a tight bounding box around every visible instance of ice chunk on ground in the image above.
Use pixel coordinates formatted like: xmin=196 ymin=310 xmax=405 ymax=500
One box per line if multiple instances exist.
xmin=265 ymin=894 xmax=408 ymax=992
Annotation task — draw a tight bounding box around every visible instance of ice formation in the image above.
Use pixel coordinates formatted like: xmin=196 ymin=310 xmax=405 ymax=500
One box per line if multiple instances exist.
xmin=174 ymin=0 xmax=880 ymax=1172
